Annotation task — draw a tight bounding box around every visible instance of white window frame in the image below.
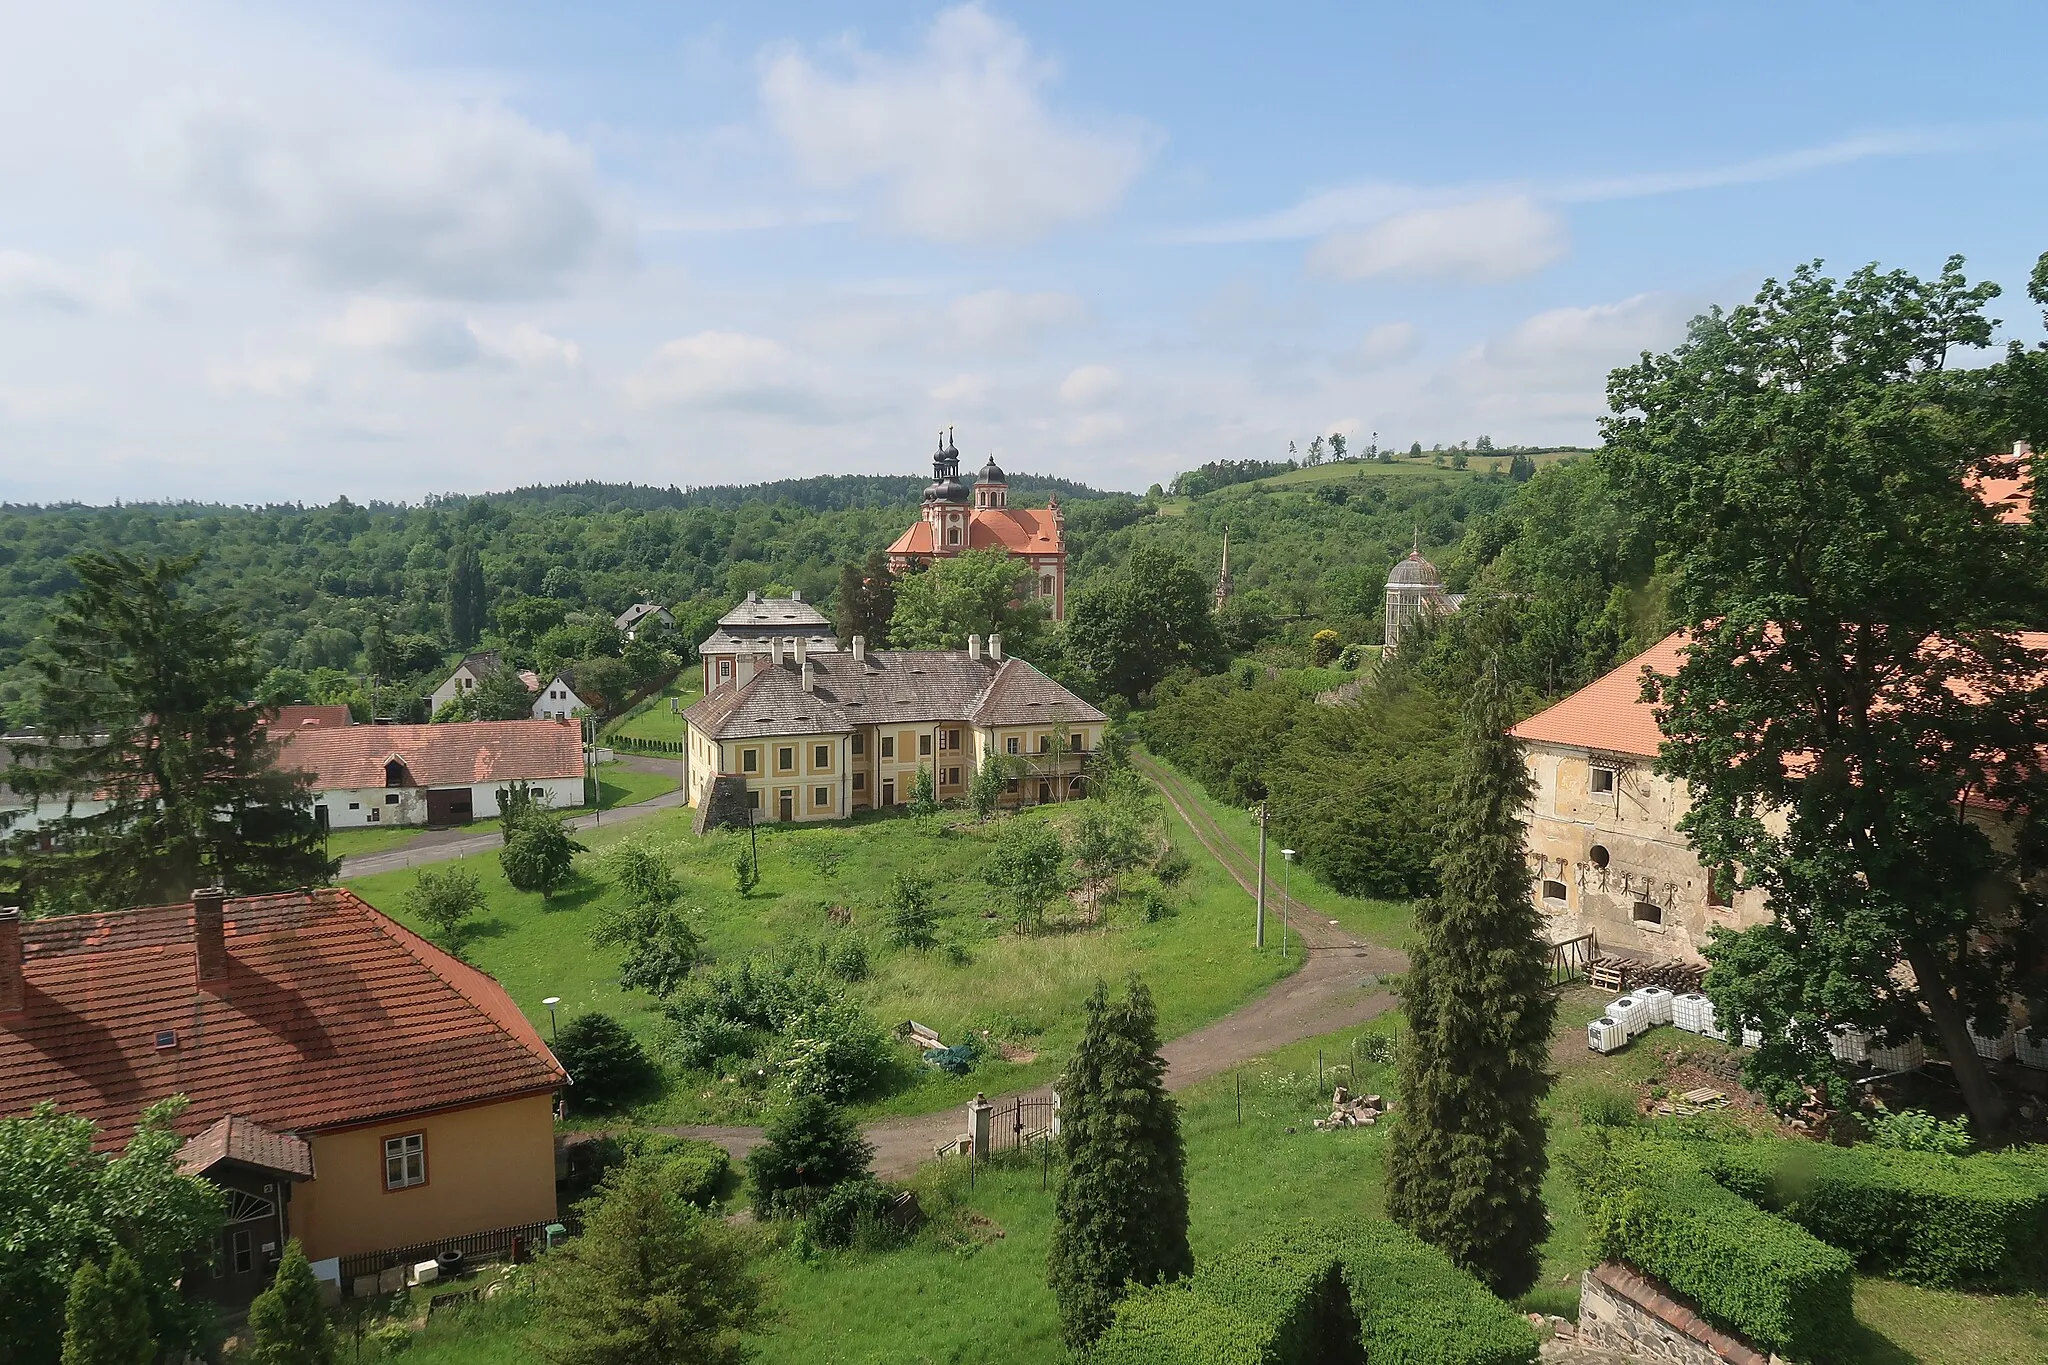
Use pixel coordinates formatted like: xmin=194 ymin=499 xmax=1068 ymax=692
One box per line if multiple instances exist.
xmin=384 ymin=1132 xmax=426 ymax=1190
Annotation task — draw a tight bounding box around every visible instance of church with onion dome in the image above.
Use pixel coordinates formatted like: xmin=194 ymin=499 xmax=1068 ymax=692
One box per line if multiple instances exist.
xmin=1383 ymin=538 xmax=1464 ymax=653
xmin=885 ymin=429 xmax=1069 ymax=620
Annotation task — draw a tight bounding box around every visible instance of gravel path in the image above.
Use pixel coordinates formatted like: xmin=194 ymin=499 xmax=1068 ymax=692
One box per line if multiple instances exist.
xmin=337 ymin=753 xmax=688 ymax=879
xmin=662 ymin=757 xmax=1407 ymax=1176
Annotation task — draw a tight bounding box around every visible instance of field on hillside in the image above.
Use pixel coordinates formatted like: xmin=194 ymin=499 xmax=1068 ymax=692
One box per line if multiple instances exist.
xmin=606 ymin=676 xmax=702 ymax=745
xmin=347 ymin=793 xmax=1320 ymax=1126
xmin=381 ymin=998 xmax=2048 ymax=1365
xmin=1252 ymin=449 xmax=1587 ymax=490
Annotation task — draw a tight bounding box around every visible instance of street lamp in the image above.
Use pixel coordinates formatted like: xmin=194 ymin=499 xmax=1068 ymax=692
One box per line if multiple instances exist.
xmin=542 ymin=997 xmax=561 ymax=1041
xmin=1281 ymin=849 xmax=1296 ymax=958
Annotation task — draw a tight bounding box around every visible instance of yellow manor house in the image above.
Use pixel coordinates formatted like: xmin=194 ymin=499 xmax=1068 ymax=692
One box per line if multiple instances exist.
xmin=684 ymin=633 xmax=1106 ymax=825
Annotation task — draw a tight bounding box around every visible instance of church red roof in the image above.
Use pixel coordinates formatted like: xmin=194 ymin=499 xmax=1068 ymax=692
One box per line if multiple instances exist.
xmin=887 ymin=507 xmax=1064 ymax=557
xmin=0 ymin=888 xmax=566 ymax=1149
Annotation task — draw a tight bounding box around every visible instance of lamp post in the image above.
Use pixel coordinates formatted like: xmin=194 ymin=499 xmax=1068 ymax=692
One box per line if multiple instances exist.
xmin=1281 ymin=849 xmax=1296 ymax=959
xmin=542 ymin=997 xmax=561 ymax=1041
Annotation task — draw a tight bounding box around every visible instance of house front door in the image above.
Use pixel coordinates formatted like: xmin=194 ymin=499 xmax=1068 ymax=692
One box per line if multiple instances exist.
xmin=882 ymin=779 xmax=895 ymax=806
xmin=778 ymin=789 xmax=794 ymax=822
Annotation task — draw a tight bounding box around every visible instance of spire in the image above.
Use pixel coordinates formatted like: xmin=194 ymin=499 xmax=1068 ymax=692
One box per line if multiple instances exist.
xmin=1412 ymin=525 xmax=1420 ymax=556
xmin=1214 ymin=525 xmax=1234 ymax=609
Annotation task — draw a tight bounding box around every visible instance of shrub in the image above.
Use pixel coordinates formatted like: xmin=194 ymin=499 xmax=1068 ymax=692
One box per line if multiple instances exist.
xmin=246 ymin=1239 xmax=337 ymax=1365
xmin=661 ymin=1013 xmax=753 ymax=1071
xmin=555 ymin=1013 xmax=656 ymax=1112
xmin=1154 ymin=846 xmax=1193 ymax=887
xmin=661 ymin=954 xmax=893 ymax=1100
xmin=824 ymin=934 xmax=869 ymax=983
xmin=777 ymin=997 xmax=894 ymax=1101
xmin=561 ymin=1133 xmax=729 ymax=1210
xmin=1334 ymin=1221 xmax=1538 ymax=1364
xmin=500 ymin=815 xmax=586 ymax=899
xmin=1577 ymin=1137 xmax=1854 ymax=1361
xmin=801 ymin=1177 xmax=906 ymax=1251
xmin=886 ymin=872 xmax=939 ymax=949
xmin=404 ymin=867 xmax=484 ymax=941
xmin=1865 ymin=1104 xmax=1974 ymax=1155
xmin=1576 ymin=1085 xmax=1639 ymax=1129
xmin=747 ymin=1095 xmax=873 ymax=1218
xmin=1697 ymin=1138 xmax=2047 ymax=1288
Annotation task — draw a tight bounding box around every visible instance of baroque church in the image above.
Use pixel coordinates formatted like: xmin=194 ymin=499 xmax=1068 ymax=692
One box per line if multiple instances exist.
xmin=886 ymin=430 xmax=1069 ymax=620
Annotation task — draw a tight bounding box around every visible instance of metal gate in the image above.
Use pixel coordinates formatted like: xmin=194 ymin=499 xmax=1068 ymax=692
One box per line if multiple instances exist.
xmin=987 ymin=1095 xmax=1058 ymax=1154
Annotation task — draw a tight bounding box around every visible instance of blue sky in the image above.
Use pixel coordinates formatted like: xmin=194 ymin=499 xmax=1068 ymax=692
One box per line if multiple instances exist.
xmin=2 ymin=1 xmax=2044 ymax=503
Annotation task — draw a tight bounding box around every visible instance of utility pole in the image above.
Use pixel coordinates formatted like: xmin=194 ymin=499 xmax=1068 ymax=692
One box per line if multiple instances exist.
xmin=1282 ymin=847 xmax=1295 ymax=959
xmin=1253 ymin=801 xmax=1268 ymax=949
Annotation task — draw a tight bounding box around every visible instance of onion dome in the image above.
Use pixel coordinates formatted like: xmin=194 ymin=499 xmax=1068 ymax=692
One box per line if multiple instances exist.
xmin=977 ymin=457 xmax=1006 ymax=484
xmin=1387 ymin=550 xmax=1442 ymax=586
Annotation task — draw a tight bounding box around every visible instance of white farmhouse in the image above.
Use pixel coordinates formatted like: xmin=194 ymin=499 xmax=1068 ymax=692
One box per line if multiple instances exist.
xmin=530 ymin=671 xmax=590 ymax=721
xmin=275 ymin=718 xmax=585 ymax=829
xmin=614 ymin=603 xmax=674 ymax=641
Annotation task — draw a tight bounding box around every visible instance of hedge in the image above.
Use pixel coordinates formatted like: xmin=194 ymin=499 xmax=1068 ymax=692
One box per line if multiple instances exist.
xmin=1698 ymin=1139 xmax=2047 ymax=1288
xmin=559 ymin=1131 xmax=729 ymax=1209
xmin=1092 ymin=1221 xmax=1533 ymax=1365
xmin=1573 ymin=1135 xmax=1855 ymax=1362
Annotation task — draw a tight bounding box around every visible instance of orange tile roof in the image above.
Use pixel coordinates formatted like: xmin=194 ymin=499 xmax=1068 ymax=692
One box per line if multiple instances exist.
xmin=178 ymin=1113 xmax=314 ymax=1178
xmin=1974 ymin=472 xmax=2032 ymax=525
xmin=886 ymin=507 xmax=1064 ymax=557
xmin=1 ymin=889 xmax=566 ymax=1149
xmin=275 ymin=719 xmax=582 ymax=789
xmin=1510 ymin=632 xmax=1690 ymax=759
xmin=265 ymin=705 xmax=353 ymax=733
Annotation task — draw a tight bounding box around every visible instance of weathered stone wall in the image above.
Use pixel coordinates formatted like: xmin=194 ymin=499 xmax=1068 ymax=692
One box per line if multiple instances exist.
xmin=1576 ymin=1263 xmax=1770 ymax=1365
xmin=693 ymin=774 xmax=753 ymax=835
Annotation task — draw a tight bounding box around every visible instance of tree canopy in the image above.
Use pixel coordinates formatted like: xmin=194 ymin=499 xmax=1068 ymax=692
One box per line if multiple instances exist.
xmin=1062 ymin=542 xmax=1227 ymax=701
xmin=887 ymin=549 xmax=1048 ymax=653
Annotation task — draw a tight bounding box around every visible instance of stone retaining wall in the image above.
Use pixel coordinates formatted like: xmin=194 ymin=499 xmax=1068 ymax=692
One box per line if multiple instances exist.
xmin=1577 ymin=1263 xmax=1772 ymax=1365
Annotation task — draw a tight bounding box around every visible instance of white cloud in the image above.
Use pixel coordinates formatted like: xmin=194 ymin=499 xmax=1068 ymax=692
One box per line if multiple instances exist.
xmin=207 ymin=348 xmax=320 ymax=400
xmin=0 ymin=249 xmax=148 ymax=313
xmin=1308 ymin=197 xmax=1567 ymax=282
xmin=760 ymin=4 xmax=1153 ymax=244
xmin=325 ymin=298 xmax=582 ymax=375
xmin=1058 ymin=363 xmax=1121 ymax=406
xmin=1454 ymin=292 xmax=1695 ymax=419
xmin=161 ymin=96 xmax=614 ymax=299
xmin=625 ymin=331 xmax=833 ymax=417
xmin=931 ymin=372 xmax=993 ymax=406
xmin=948 ymin=288 xmax=1087 ymax=344
xmin=473 ymin=322 xmax=582 ymax=375
xmin=1354 ymin=321 xmax=1419 ymax=369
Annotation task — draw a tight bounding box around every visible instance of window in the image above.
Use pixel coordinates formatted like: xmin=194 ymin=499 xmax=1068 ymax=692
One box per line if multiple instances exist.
xmin=231 ymin=1228 xmax=252 ymax=1274
xmin=1632 ymin=901 xmax=1663 ymax=927
xmin=947 ymin=526 xmax=960 ymax=545
xmin=945 ymin=728 xmax=961 ymax=751
xmin=1005 ymin=736 xmax=1020 ymax=755
xmin=1588 ymin=845 xmax=1609 ymax=869
xmin=851 ymin=733 xmax=865 ymax=755
xmin=1070 ymin=733 xmax=1085 ymax=753
xmin=747 ymin=790 xmax=761 ymax=810
xmin=853 ymin=773 xmax=865 ymax=791
xmin=348 ymin=802 xmax=360 ymax=811
xmin=777 ymin=747 xmax=795 ymax=773
xmin=366 ymin=808 xmax=381 ymax=824
xmin=814 ymin=743 xmax=831 ymax=769
xmin=946 ymin=767 xmax=961 ymax=786
xmin=919 ymin=734 xmax=932 ymax=756
xmin=718 ymin=660 xmax=733 ymax=680
xmin=880 ymin=736 xmax=895 ymax=759
xmin=384 ymin=1133 xmax=426 ymax=1190
xmin=1707 ymin=865 xmax=1736 ymax=908
xmin=1541 ymin=879 xmax=1568 ymax=904
xmin=1041 ymin=576 xmax=1054 ymax=598
xmin=814 ymin=786 xmax=831 ymax=809
xmin=385 ymin=793 xmax=399 ymax=805
xmin=1038 ymin=735 xmax=1051 ymax=754
xmin=1005 ymin=778 xmax=1020 ymax=793
xmin=1590 ymin=767 xmax=1617 ymax=796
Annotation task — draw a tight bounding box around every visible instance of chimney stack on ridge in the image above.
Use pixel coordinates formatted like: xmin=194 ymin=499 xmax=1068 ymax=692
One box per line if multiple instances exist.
xmin=852 ymin=634 xmax=866 ymax=664
xmin=802 ymin=661 xmax=815 ymax=694
xmin=0 ymin=908 xmax=23 ymax=1016
xmin=193 ymin=886 xmax=228 ymax=985
xmin=968 ymin=635 xmax=982 ymax=662
xmin=794 ymin=636 xmax=808 ymax=667
xmin=989 ymin=633 xmax=1004 ymax=662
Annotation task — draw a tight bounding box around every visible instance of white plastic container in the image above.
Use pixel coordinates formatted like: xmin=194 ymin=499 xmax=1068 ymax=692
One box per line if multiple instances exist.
xmin=409 ymin=1260 xmax=440 ymax=1287
xmin=1828 ymin=1026 xmax=1870 ymax=1063
xmin=1635 ymin=986 xmax=1674 ymax=1027
xmin=1740 ymin=1025 xmax=1765 ymax=1049
xmin=1967 ymin=1020 xmax=2017 ymax=1061
xmin=2015 ymin=1029 xmax=2048 ymax=1070
xmin=1606 ymin=996 xmax=1648 ymax=1035
xmin=1866 ymin=1037 xmax=1926 ymax=1073
xmin=1588 ymin=1017 xmax=1629 ymax=1054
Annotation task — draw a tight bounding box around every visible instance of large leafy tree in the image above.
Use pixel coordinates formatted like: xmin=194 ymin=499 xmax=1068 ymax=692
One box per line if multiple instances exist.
xmin=1062 ymin=542 xmax=1226 ymax=701
xmin=1600 ymin=256 xmax=2048 ymax=1140
xmin=1 ymin=550 xmax=334 ymax=913
xmin=539 ymin=1157 xmax=765 ymax=1365
xmin=887 ymin=549 xmax=1046 ymax=652
xmin=1 ymin=1100 xmax=226 ymax=1365
xmin=1384 ymin=654 xmax=1556 ymax=1297
xmin=1047 ymin=975 xmax=1190 ymax=1350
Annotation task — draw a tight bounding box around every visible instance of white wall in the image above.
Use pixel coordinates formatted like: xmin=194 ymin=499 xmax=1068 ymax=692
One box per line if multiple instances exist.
xmin=315 ymin=775 xmax=585 ymax=829
xmin=0 ymin=797 xmax=109 ymax=835
xmin=428 ymin=666 xmax=480 ymax=716
xmin=531 ymin=677 xmax=588 ymax=721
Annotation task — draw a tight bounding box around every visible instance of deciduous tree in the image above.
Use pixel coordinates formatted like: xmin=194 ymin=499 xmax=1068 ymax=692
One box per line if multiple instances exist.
xmin=981 ymin=819 xmax=1066 ymax=928
xmin=1062 ymin=542 xmax=1226 ymax=701
xmin=1047 ymin=976 xmax=1190 ymax=1349
xmin=885 ymin=871 xmax=938 ymax=949
xmin=1384 ymin=654 xmax=1556 ymax=1298
xmin=887 ymin=549 xmax=1045 ymax=653
xmin=835 ymin=549 xmax=897 ymax=647
xmin=403 ymin=866 xmax=485 ymax=942
xmin=1600 ymin=255 xmax=2048 ymax=1140
xmin=500 ymin=814 xmax=586 ymax=900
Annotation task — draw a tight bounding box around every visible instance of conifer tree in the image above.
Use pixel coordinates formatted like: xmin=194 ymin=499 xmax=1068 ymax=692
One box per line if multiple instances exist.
xmin=60 ymin=1253 xmax=154 ymax=1365
xmin=1384 ymin=653 xmax=1556 ymax=1297
xmin=1047 ymin=975 xmax=1191 ymax=1350
xmin=246 ymin=1240 xmax=336 ymax=1365
xmin=446 ymin=540 xmax=486 ymax=648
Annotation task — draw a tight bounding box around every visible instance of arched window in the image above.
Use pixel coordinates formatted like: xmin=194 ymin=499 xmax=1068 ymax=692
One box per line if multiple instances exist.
xmin=1588 ymin=845 xmax=1610 ymax=869
xmin=947 ymin=525 xmax=961 ymax=545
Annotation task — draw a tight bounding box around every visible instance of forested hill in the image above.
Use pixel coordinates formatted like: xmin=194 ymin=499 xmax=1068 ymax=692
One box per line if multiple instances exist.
xmin=482 ymin=471 xmax=1117 ymax=514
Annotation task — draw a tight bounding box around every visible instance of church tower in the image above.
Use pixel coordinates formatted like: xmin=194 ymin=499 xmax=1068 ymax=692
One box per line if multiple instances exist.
xmin=1214 ymin=526 xmax=1233 ymax=609
xmin=921 ymin=428 xmax=971 ymax=551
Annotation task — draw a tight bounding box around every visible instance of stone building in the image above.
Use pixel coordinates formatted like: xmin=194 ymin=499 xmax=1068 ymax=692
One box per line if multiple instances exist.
xmin=1382 ymin=542 xmax=1462 ymax=653
xmin=886 ymin=431 xmax=1067 ymax=620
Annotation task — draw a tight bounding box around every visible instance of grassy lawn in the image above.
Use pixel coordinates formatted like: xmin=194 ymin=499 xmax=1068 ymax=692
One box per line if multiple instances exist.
xmin=347 ymin=793 xmax=1297 ymax=1126
xmin=1137 ymin=749 xmax=1413 ymax=950
xmin=607 ymin=677 xmax=701 ymax=745
xmin=593 ymin=761 xmax=679 ymax=809
xmin=323 ymin=823 xmax=433 ymax=860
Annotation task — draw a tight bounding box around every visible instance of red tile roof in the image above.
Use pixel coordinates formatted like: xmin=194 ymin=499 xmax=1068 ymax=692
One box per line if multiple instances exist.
xmin=178 ymin=1113 xmax=315 ymax=1179
xmin=1510 ymin=633 xmax=1690 ymax=759
xmin=1974 ymin=471 xmax=2032 ymax=525
xmin=266 ymin=705 xmax=354 ymax=733
xmin=0 ymin=889 xmax=566 ymax=1149
xmin=886 ymin=507 xmax=1064 ymax=557
xmin=275 ymin=719 xmax=582 ymax=789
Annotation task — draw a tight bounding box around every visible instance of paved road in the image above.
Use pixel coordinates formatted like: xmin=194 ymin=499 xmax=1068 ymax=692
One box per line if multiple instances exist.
xmin=338 ymin=753 xmax=689 ymax=879
xmin=662 ymin=755 xmax=1407 ymax=1176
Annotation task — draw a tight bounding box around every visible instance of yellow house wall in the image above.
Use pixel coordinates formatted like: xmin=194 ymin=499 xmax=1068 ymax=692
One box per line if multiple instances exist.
xmin=292 ymin=1092 xmax=559 ymax=1263
xmin=716 ymin=734 xmax=849 ymax=822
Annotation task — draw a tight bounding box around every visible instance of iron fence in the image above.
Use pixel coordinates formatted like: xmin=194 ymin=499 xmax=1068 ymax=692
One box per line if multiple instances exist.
xmin=987 ymin=1096 xmax=1058 ymax=1154
xmin=337 ymin=1220 xmax=552 ymax=1292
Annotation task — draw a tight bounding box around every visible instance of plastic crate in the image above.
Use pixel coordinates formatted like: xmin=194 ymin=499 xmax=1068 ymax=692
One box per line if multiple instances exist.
xmin=1606 ymin=995 xmax=1649 ymax=1034
xmin=1588 ymin=1017 xmax=1630 ymax=1054
xmin=1967 ymin=1020 xmax=2017 ymax=1061
xmin=1672 ymin=993 xmax=1711 ymax=1034
xmin=2016 ymin=1029 xmax=2048 ymax=1070
xmin=1740 ymin=1025 xmax=1765 ymax=1049
xmin=1634 ymin=986 xmax=1674 ymax=1027
xmin=1866 ymin=1038 xmax=1926 ymax=1073
xmin=1828 ymin=1026 xmax=1869 ymax=1063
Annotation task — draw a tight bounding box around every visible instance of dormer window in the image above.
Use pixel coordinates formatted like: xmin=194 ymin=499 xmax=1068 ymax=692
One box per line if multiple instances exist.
xmin=384 ymin=758 xmax=411 ymax=788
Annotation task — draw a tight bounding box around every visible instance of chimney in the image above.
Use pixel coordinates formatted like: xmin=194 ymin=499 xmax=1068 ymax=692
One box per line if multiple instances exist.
xmin=852 ymin=634 xmax=866 ymax=664
xmin=772 ymin=637 xmax=785 ymax=667
xmin=968 ymin=635 xmax=982 ymax=662
xmin=802 ymin=660 xmax=815 ymax=694
xmin=791 ymin=588 xmax=803 ymax=602
xmin=0 ymin=908 xmax=22 ymax=1016
xmin=2018 ymin=440 xmax=2035 ymax=459
xmin=746 ymin=589 xmax=759 ymax=603
xmin=989 ymin=633 xmax=1004 ymax=662
xmin=794 ymin=636 xmax=808 ymax=667
xmin=193 ymin=886 xmax=228 ymax=985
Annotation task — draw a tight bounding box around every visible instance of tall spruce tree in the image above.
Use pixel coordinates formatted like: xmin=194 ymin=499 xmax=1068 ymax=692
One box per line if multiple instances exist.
xmin=245 ymin=1240 xmax=336 ymax=1365
xmin=446 ymin=540 xmax=486 ymax=648
xmin=1384 ymin=652 xmax=1556 ymax=1298
xmin=1047 ymin=975 xmax=1191 ymax=1350
xmin=60 ymin=1253 xmax=154 ymax=1365
xmin=834 ymin=548 xmax=896 ymax=648
xmin=1 ymin=551 xmax=334 ymax=914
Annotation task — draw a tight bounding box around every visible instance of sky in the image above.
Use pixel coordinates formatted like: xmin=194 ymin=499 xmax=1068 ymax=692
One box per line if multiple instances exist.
xmin=2 ymin=1 xmax=2045 ymax=505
